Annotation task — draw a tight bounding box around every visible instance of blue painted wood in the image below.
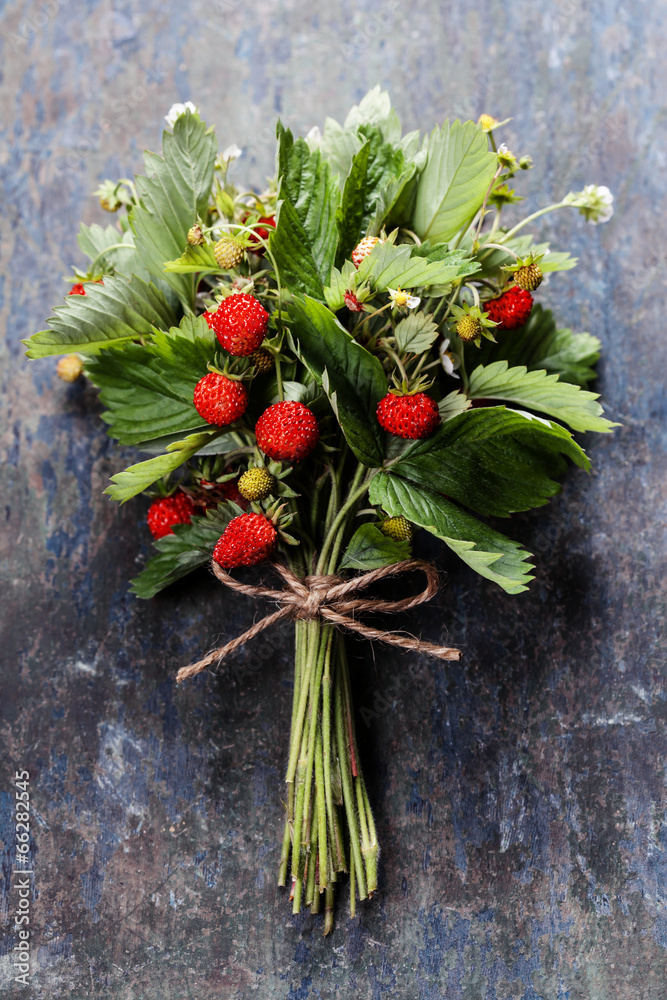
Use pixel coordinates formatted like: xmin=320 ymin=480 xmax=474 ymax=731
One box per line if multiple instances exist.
xmin=1 ymin=0 xmax=666 ymax=996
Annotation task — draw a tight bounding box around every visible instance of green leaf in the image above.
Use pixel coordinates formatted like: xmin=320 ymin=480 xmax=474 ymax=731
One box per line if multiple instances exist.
xmin=336 ymin=139 xmax=371 ymax=265
xmin=369 ymin=473 xmax=534 ymax=594
xmin=392 ymin=406 xmax=589 ymax=517
xmin=412 ymin=120 xmax=498 ymax=243
xmin=131 ymin=504 xmax=234 ymax=598
xmin=163 ymin=243 xmax=221 ymax=274
xmin=105 ymin=431 xmax=222 ymax=503
xmin=354 ymin=241 xmax=478 ymax=292
xmin=473 ymin=304 xmax=602 ymax=387
xmin=84 ymin=316 xmax=217 ymax=446
xmin=343 ymin=86 xmax=397 ymax=137
xmin=131 ymin=111 xmax=217 ymax=309
xmin=288 ymin=295 xmax=387 ymax=466
xmin=269 ymin=123 xmax=340 ymax=299
xmin=438 ymin=390 xmax=472 ymax=421
xmin=339 ymin=522 xmax=411 ymax=570
xmin=320 ymin=117 xmax=364 ymax=183
xmin=394 ymin=312 xmax=439 ymax=353
xmin=466 ymin=360 xmax=617 ymax=433
xmin=24 ymin=274 xmax=177 ymax=358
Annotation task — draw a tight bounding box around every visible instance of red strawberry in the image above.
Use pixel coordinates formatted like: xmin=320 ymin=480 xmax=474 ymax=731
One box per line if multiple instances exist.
xmin=376 ymin=392 xmax=440 ymax=439
xmin=193 ymin=372 xmax=248 ymax=426
xmin=243 ymin=213 xmax=276 ymax=255
xmin=483 ymin=287 xmax=533 ymax=330
xmin=68 ymin=280 xmax=104 ymax=297
xmin=213 ymin=512 xmax=277 ymax=568
xmin=202 ymin=310 xmax=217 ymax=329
xmin=212 ymin=294 xmax=269 ymax=356
xmin=255 ymin=401 xmax=319 ymax=462
xmin=147 ymin=492 xmax=195 ymax=540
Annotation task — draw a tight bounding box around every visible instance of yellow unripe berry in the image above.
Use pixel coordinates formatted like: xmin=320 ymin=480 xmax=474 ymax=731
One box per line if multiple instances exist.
xmin=238 ymin=468 xmax=276 ymax=502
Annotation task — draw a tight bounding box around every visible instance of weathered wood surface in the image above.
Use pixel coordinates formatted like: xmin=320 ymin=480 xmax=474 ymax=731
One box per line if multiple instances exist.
xmin=1 ymin=1 xmax=666 ymax=997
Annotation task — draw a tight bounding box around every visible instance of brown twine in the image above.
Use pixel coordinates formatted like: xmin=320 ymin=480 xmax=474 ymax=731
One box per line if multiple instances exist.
xmin=177 ymin=559 xmax=461 ymax=683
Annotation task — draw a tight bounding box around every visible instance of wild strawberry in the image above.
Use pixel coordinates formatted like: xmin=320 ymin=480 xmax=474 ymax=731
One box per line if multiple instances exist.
xmin=147 ymin=492 xmax=195 ymax=540
xmin=456 ymin=315 xmax=482 ymax=342
xmin=248 ymin=347 xmax=274 ymax=372
xmin=213 ymin=512 xmax=277 ymax=568
xmin=352 ymin=236 xmax=381 ymax=268
xmin=376 ymin=392 xmax=440 ymax=439
xmin=56 ymin=355 xmax=83 ymax=383
xmin=238 ymin=467 xmax=276 ymax=502
xmin=255 ymin=401 xmax=319 ymax=462
xmin=513 ymin=262 xmax=543 ymax=291
xmin=344 ymin=291 xmax=364 ymax=312
xmin=381 ymin=516 xmax=413 ymax=542
xmin=187 ymin=224 xmax=204 ymax=245
xmin=242 ymin=213 xmax=276 ymax=255
xmin=193 ymin=372 xmax=248 ymax=426
xmin=212 ymin=293 xmax=269 ymax=356
xmin=483 ymin=287 xmax=533 ymax=330
xmin=213 ymin=236 xmax=245 ymax=269
xmin=202 ymin=310 xmax=217 ymax=329
xmin=67 ymin=280 xmax=104 ymax=297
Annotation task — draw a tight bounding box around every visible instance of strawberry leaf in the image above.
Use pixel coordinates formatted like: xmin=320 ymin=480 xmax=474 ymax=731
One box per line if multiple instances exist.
xmin=472 ymin=305 xmax=602 ymax=387
xmin=354 ymin=241 xmax=479 ymax=292
xmin=339 ymin=523 xmax=411 ymax=571
xmin=84 ymin=315 xmax=217 ymax=446
xmin=269 ymin=123 xmax=340 ymax=299
xmin=288 ymin=295 xmax=387 ymax=467
xmin=105 ymin=430 xmax=223 ymax=503
xmin=369 ymin=473 xmax=534 ymax=594
xmin=412 ymin=120 xmax=498 ymax=243
xmin=466 ymin=360 xmax=617 ymax=433
xmin=131 ymin=110 xmax=217 ymax=310
xmin=24 ymin=274 xmax=177 ymax=359
xmin=392 ymin=406 xmax=590 ymax=517
xmin=131 ymin=505 xmax=234 ymax=599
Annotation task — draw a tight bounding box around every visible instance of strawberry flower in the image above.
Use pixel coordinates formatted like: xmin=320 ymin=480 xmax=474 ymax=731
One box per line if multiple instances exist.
xmin=565 ymin=184 xmax=614 ymax=224
xmin=439 ymin=338 xmax=461 ymax=378
xmin=164 ymin=102 xmax=198 ymax=127
xmin=388 ymin=287 xmax=420 ymax=311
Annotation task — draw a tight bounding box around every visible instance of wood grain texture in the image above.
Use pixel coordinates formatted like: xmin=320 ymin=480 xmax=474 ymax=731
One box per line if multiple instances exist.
xmin=1 ymin=0 xmax=666 ymax=997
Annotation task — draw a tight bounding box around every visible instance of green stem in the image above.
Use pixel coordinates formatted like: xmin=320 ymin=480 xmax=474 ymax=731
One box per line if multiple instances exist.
xmin=334 ymin=667 xmax=368 ymax=901
xmin=87 ymin=242 xmax=133 ymax=275
xmin=317 ymin=465 xmax=371 ymax=576
xmin=315 ymin=729 xmax=328 ymax=892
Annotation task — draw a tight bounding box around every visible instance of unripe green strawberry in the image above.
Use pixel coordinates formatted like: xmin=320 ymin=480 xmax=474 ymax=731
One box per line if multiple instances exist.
xmin=248 ymin=347 xmax=274 ymax=372
xmin=514 ymin=263 xmax=543 ymax=291
xmin=456 ymin=315 xmax=482 ymax=342
xmin=237 ymin=467 xmax=276 ymax=501
xmin=187 ymin=224 xmax=204 ymax=245
xmin=214 ymin=236 xmax=245 ymax=269
xmin=381 ymin=516 xmax=413 ymax=542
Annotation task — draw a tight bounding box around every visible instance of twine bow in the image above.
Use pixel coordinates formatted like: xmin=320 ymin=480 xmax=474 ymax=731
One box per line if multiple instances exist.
xmin=177 ymin=558 xmax=460 ymax=683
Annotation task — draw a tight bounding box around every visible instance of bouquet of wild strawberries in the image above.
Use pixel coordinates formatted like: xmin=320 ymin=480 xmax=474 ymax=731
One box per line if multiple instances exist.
xmin=26 ymin=89 xmax=616 ymax=933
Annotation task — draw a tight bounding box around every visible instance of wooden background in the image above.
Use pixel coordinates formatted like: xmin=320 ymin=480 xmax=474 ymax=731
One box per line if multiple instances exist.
xmin=1 ymin=1 xmax=666 ymax=997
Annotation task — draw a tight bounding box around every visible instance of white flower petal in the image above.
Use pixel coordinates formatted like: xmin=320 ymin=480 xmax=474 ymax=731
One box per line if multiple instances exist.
xmin=222 ymin=143 xmax=243 ymax=162
xmin=165 ymin=101 xmax=198 ymax=127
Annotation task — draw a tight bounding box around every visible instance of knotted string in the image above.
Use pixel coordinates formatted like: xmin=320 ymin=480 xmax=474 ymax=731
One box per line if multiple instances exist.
xmin=177 ymin=559 xmax=460 ymax=683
